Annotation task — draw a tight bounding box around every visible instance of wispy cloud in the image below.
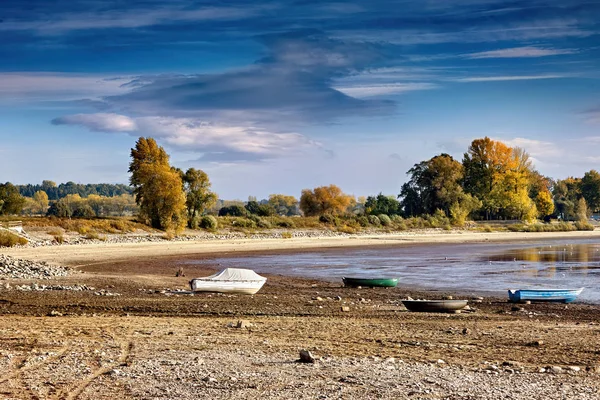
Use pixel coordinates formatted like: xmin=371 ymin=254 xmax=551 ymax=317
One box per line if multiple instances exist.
xmin=454 ymin=74 xmax=569 ymax=82
xmin=465 ymin=46 xmax=577 ymax=59
xmin=581 ymin=107 xmax=600 ymax=125
xmin=0 ymin=73 xmax=130 ymax=102
xmin=334 ymin=82 xmax=438 ymax=97
xmin=0 ymin=6 xmax=262 ymax=34
xmin=51 ymin=113 xmax=322 ymax=162
xmin=52 ymin=113 xmax=137 ymax=132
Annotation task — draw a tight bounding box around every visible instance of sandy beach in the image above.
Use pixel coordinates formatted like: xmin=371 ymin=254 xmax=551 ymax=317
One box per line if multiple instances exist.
xmin=2 ymin=229 xmax=600 ymax=399
xmin=4 ymin=228 xmax=600 ymax=266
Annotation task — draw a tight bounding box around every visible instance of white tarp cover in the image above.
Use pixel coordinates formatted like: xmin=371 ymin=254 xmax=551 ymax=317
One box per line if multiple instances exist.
xmin=201 ymin=268 xmax=266 ymax=282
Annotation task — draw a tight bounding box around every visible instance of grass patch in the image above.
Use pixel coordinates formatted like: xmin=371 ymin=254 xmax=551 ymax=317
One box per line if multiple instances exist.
xmin=0 ymin=231 xmax=28 ymax=247
xmin=281 ymin=231 xmax=293 ymax=239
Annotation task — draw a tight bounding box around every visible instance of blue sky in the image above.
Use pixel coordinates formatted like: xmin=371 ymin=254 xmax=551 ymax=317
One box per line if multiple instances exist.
xmin=1 ymin=0 xmax=599 ymax=199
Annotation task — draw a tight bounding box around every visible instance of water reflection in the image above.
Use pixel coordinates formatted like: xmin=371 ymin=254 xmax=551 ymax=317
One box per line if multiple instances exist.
xmin=184 ymin=239 xmax=600 ymax=302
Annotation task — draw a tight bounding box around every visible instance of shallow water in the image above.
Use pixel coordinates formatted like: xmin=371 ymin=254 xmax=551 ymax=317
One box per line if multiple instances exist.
xmin=185 ymin=238 xmax=600 ymax=303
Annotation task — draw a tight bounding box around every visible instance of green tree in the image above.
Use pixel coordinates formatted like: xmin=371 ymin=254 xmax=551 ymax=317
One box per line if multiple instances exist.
xmin=580 ymin=170 xmax=600 ymax=212
xmin=182 ymin=168 xmax=217 ymax=228
xmin=0 ymin=183 xmax=25 ymax=215
xmin=399 ymin=154 xmax=470 ymax=217
xmin=129 ymin=137 xmax=186 ymax=232
xmin=364 ymin=193 xmax=400 ymax=216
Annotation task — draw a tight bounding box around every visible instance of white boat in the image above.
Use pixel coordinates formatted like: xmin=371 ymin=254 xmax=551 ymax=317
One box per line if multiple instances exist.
xmin=189 ymin=268 xmax=267 ymax=295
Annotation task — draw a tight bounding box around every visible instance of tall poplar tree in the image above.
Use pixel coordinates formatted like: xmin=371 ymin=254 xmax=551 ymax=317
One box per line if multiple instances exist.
xmin=129 ymin=137 xmax=186 ymax=232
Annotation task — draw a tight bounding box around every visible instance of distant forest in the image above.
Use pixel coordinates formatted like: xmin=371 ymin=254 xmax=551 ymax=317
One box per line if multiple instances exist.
xmin=17 ymin=181 xmax=133 ymax=200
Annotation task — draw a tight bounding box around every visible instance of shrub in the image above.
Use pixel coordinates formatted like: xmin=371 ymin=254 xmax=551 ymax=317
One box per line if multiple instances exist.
xmin=319 ymin=214 xmax=337 ymax=225
xmin=337 ymin=225 xmax=357 ymax=234
xmin=356 ymin=216 xmax=369 ymax=227
xmin=200 ymin=215 xmax=218 ymax=230
xmin=218 ymin=205 xmax=247 ymax=217
xmin=367 ymin=215 xmax=380 ymax=226
xmin=378 ymin=214 xmax=391 ymax=226
xmin=575 ymin=221 xmax=594 ymax=231
xmin=85 ymin=231 xmax=100 ymax=240
xmin=276 ymin=219 xmax=295 ymax=228
xmin=231 ymin=218 xmax=256 ymax=228
xmin=281 ymin=231 xmax=293 ymax=239
xmin=72 ymin=204 xmax=96 ymax=218
xmin=257 ymin=218 xmax=272 ymax=229
xmin=53 ymin=234 xmax=64 ymax=244
xmin=0 ymin=231 xmax=28 ymax=247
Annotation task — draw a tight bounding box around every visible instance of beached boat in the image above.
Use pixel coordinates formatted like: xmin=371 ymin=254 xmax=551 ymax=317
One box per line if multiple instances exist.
xmin=189 ymin=268 xmax=267 ymax=295
xmin=342 ymin=277 xmax=398 ymax=288
xmin=402 ymin=299 xmax=468 ymax=313
xmin=507 ymin=288 xmax=584 ymax=303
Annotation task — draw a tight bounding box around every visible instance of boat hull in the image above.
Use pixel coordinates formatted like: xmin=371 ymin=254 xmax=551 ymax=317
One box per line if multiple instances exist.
xmin=508 ymin=288 xmax=584 ymax=303
xmin=402 ymin=300 xmax=468 ymax=313
xmin=189 ymin=279 xmax=266 ymax=295
xmin=342 ymin=277 xmax=398 ymax=288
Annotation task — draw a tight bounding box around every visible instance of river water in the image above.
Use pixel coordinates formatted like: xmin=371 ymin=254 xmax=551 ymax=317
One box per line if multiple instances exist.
xmin=185 ymin=238 xmax=600 ymax=303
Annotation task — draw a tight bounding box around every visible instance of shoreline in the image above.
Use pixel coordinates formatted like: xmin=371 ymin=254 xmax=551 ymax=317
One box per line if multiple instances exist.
xmin=2 ymin=228 xmax=600 ymax=266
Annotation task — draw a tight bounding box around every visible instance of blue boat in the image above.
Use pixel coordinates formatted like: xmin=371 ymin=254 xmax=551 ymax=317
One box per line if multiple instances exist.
xmin=508 ymin=288 xmax=584 ymax=303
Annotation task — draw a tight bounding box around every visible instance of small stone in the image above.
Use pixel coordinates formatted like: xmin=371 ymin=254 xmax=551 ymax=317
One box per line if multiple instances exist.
xmin=341 ymin=306 xmax=350 ymax=312
xmin=549 ymin=366 xmax=563 ymax=374
xmin=203 ymin=376 xmax=217 ymax=383
xmin=462 ymin=328 xmax=471 ymax=335
xmin=436 ymin=359 xmax=445 ymax=364
xmin=512 ymin=306 xmax=525 ymax=312
xmin=568 ymin=366 xmax=581 ymax=372
xmin=299 ymin=349 xmax=315 ymax=363
xmin=48 ymin=310 xmax=62 ymax=317
xmin=538 ymin=367 xmax=546 ymax=373
xmin=235 ymin=320 xmax=252 ymax=329
xmin=532 ymin=340 xmax=544 ymax=346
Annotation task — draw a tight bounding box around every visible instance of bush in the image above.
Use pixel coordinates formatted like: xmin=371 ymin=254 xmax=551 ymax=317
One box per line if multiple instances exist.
xmin=356 ymin=216 xmax=369 ymax=227
xmin=276 ymin=219 xmax=295 ymax=228
xmin=575 ymin=221 xmax=594 ymax=231
xmin=378 ymin=214 xmax=391 ymax=226
xmin=218 ymin=205 xmax=247 ymax=217
xmin=72 ymin=204 xmax=96 ymax=218
xmin=257 ymin=218 xmax=272 ymax=229
xmin=337 ymin=225 xmax=357 ymax=234
xmin=231 ymin=218 xmax=256 ymax=228
xmin=53 ymin=234 xmax=64 ymax=244
xmin=281 ymin=231 xmax=292 ymax=239
xmin=319 ymin=214 xmax=337 ymax=225
xmin=367 ymin=215 xmax=380 ymax=226
xmin=200 ymin=215 xmax=218 ymax=230
xmin=0 ymin=231 xmax=28 ymax=247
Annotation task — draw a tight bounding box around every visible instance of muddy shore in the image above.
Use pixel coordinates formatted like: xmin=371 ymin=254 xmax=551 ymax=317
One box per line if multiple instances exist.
xmin=1 ymin=230 xmax=600 ymax=399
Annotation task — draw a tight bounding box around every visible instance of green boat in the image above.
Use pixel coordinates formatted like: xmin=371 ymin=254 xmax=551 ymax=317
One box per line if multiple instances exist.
xmin=342 ymin=277 xmax=398 ymax=288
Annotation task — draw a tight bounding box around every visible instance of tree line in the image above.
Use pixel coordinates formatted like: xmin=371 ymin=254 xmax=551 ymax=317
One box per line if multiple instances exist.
xmin=17 ymin=181 xmax=132 ymax=200
xmin=2 ymin=136 xmax=599 ymax=231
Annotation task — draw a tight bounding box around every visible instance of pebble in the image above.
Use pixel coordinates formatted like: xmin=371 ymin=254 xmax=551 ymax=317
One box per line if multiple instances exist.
xmin=299 ymin=349 xmax=316 ymax=363
xmin=0 ymin=255 xmax=73 ymax=280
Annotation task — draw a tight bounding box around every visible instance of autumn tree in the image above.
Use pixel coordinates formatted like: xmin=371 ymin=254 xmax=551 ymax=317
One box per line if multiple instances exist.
xmin=463 ymin=138 xmax=536 ymax=220
xmin=129 ymin=137 xmax=186 ymax=232
xmin=182 ymin=168 xmax=217 ymax=228
xmin=299 ymin=185 xmax=353 ymax=216
xmin=268 ymin=194 xmax=299 ymax=216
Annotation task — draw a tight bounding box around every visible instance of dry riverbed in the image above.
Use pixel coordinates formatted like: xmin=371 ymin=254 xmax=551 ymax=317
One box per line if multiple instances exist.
xmin=2 ymin=232 xmax=600 ymax=399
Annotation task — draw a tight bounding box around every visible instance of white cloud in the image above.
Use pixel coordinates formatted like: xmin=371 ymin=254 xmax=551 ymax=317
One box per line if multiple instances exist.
xmin=51 ymin=113 xmax=322 ymax=162
xmin=0 ymin=73 xmax=131 ymax=102
xmin=52 ymin=113 xmax=137 ymax=132
xmin=334 ymin=82 xmax=438 ymax=97
xmin=465 ymin=46 xmax=577 ymax=59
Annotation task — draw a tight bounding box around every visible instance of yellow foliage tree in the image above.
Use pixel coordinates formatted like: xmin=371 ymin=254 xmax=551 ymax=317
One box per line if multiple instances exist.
xmin=535 ymin=190 xmax=554 ymax=218
xmin=129 ymin=137 xmax=186 ymax=232
xmin=299 ymin=185 xmax=354 ymax=216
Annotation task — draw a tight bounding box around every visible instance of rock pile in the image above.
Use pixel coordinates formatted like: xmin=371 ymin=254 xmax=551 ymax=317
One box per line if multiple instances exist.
xmin=0 ymin=254 xmax=73 ymax=280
